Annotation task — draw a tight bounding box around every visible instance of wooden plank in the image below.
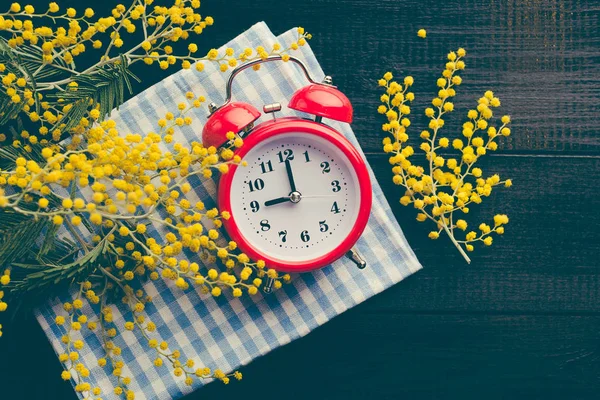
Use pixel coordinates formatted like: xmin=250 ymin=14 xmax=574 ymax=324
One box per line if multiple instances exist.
xmin=0 ymin=315 xmax=75 ymax=399
xmin=371 ymin=152 xmax=600 ymax=270
xmin=366 ymin=153 xmax=600 ymax=312
xmin=199 ymin=0 xmax=600 ymax=154
xmin=197 ymin=312 xmax=600 ymax=399
xmin=3 ymin=309 xmax=599 ymax=399
xmin=365 ymin=268 xmax=600 ymax=314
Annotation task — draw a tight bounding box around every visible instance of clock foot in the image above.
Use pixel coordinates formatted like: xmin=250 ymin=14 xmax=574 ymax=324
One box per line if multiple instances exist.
xmin=263 ymin=277 xmax=275 ymax=294
xmin=346 ymin=248 xmax=367 ymax=269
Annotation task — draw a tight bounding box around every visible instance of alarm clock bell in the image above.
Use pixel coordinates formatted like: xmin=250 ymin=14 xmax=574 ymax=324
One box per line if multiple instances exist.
xmin=202 ymin=55 xmax=353 ymax=148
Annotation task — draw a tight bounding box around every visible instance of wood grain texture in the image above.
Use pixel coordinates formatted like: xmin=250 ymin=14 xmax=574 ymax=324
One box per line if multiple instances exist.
xmin=3 ymin=308 xmax=600 ymax=399
xmin=0 ymin=0 xmax=599 ymax=399
xmin=197 ymin=312 xmax=600 ymax=399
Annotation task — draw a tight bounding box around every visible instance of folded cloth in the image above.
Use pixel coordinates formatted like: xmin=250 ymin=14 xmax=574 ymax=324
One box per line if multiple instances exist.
xmin=36 ymin=22 xmax=422 ymax=399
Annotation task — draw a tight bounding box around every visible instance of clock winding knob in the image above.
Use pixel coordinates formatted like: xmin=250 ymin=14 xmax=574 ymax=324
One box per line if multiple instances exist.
xmin=263 ymin=103 xmax=282 ymax=114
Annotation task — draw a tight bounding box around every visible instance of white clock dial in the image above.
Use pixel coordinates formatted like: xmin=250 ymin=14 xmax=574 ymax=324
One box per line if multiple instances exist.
xmin=229 ymin=132 xmax=361 ymax=263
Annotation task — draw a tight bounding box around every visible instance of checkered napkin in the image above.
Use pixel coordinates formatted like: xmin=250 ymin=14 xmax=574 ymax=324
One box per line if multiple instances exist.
xmin=35 ymin=22 xmax=422 ymax=399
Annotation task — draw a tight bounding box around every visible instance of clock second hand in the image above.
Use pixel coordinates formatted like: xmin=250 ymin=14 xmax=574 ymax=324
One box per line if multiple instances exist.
xmin=300 ymin=195 xmax=337 ymax=198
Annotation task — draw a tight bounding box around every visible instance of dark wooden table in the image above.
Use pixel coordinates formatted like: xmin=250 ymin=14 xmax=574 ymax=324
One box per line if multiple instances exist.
xmin=1 ymin=0 xmax=599 ymax=398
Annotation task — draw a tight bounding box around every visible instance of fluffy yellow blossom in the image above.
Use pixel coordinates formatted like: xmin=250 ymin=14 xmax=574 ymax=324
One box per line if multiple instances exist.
xmin=0 ymin=2 xmax=305 ymax=393
xmin=378 ymin=48 xmax=512 ymax=262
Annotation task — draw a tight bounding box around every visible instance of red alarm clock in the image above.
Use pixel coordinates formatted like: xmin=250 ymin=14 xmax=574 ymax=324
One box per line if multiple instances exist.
xmin=202 ymin=55 xmax=371 ymax=277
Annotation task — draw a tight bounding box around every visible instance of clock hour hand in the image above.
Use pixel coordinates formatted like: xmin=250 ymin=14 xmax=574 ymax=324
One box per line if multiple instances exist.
xmin=264 ymin=196 xmax=291 ymax=207
xmin=284 ymin=159 xmax=297 ymax=193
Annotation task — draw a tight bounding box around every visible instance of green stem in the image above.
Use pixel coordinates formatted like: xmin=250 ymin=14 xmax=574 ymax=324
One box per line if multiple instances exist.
xmin=442 ymin=223 xmax=471 ymax=263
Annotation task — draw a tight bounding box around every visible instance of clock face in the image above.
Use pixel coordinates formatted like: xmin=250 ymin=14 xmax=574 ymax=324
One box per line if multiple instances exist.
xmin=228 ymin=132 xmax=361 ymax=264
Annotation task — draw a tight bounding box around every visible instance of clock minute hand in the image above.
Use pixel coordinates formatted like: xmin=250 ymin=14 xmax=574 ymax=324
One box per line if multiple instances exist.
xmin=264 ymin=196 xmax=291 ymax=207
xmin=284 ymin=158 xmax=297 ymax=192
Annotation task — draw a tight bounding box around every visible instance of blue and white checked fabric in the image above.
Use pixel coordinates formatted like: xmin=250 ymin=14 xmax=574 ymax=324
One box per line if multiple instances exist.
xmin=36 ymin=22 xmax=422 ymax=399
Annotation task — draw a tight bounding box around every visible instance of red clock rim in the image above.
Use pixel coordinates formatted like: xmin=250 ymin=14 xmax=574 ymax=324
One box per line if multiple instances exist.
xmin=217 ymin=117 xmax=372 ymax=273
